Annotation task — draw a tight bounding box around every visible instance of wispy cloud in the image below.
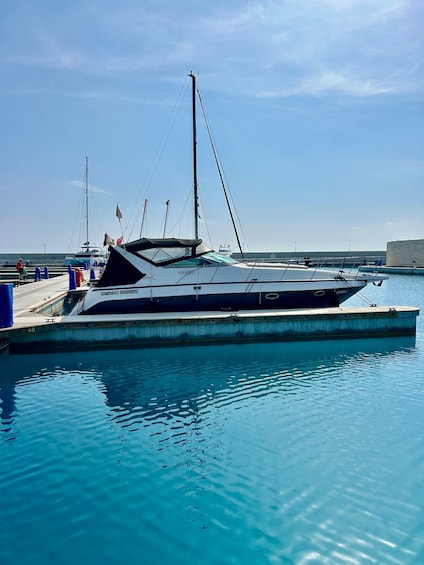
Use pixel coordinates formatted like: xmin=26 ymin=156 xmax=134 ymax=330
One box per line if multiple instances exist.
xmin=1 ymin=0 xmax=422 ymax=98
xmin=194 ymin=0 xmax=422 ymax=97
xmin=69 ymin=180 xmax=114 ymax=197
xmin=6 ymin=33 xmax=84 ymax=70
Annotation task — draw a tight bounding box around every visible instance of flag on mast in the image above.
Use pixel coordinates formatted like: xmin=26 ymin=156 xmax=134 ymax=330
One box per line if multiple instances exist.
xmin=116 ymin=205 xmax=123 ymax=220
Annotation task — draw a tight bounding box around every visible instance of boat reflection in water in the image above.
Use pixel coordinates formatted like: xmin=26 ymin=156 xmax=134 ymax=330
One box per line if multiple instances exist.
xmin=0 ymin=336 xmax=416 ymax=439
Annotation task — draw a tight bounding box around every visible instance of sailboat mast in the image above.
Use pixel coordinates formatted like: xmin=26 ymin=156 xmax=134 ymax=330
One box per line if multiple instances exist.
xmin=139 ymin=198 xmax=148 ymax=238
xmin=85 ymin=156 xmax=89 ymax=250
xmin=189 ymin=72 xmax=199 ymax=240
xmin=163 ymin=199 xmax=170 ymax=238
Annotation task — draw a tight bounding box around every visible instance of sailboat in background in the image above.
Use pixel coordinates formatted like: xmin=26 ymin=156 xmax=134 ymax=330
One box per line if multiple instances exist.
xmin=64 ymin=157 xmax=108 ymax=268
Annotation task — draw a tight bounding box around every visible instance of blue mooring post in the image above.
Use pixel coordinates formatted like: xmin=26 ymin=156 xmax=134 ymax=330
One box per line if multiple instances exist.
xmin=90 ymin=268 xmax=95 ymax=281
xmin=69 ymin=269 xmax=77 ymax=290
xmin=43 ymin=266 xmax=49 ymax=279
xmin=0 ymin=283 xmax=13 ymax=328
xmin=34 ymin=267 xmax=41 ymax=282
xmin=84 ymin=263 xmax=89 ymax=270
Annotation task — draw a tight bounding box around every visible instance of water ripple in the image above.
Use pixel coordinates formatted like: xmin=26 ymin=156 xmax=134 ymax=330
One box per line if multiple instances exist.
xmin=0 ymin=322 xmax=423 ymax=563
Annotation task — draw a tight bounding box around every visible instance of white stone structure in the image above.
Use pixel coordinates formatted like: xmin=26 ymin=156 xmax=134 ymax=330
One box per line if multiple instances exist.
xmin=386 ymin=239 xmax=424 ymax=267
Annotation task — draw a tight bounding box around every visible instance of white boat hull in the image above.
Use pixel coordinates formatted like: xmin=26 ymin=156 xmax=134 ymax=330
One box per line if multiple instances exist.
xmin=71 ymin=240 xmax=386 ymax=315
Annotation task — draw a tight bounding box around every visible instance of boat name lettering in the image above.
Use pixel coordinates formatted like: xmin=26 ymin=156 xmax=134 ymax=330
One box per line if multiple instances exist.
xmin=179 ymin=270 xmax=194 ymax=275
xmin=100 ymin=289 xmax=138 ymax=296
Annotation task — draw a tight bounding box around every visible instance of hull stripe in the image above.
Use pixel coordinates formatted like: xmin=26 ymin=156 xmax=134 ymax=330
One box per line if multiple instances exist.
xmin=82 ymin=288 xmax=360 ymax=315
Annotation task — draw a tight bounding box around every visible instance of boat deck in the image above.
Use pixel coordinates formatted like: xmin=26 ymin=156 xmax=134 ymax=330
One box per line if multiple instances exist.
xmin=0 ymin=274 xmax=419 ymax=354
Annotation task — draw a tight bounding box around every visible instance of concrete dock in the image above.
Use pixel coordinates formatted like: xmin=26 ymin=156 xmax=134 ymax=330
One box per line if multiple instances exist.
xmin=0 ymin=274 xmax=420 ymax=354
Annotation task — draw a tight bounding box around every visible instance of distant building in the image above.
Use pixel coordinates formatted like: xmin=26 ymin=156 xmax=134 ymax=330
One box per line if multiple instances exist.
xmin=386 ymin=239 xmax=424 ymax=268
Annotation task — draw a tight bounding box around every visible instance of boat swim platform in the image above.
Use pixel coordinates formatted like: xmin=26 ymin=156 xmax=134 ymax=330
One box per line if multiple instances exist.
xmin=0 ymin=274 xmax=419 ymax=354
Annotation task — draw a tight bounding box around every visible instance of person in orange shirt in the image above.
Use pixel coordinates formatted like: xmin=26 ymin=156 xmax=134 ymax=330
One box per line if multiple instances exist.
xmin=16 ymin=258 xmax=24 ymax=280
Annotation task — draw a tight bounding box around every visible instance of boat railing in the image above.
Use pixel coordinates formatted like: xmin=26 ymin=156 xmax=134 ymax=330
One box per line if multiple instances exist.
xmin=234 ymin=254 xmax=385 ymax=270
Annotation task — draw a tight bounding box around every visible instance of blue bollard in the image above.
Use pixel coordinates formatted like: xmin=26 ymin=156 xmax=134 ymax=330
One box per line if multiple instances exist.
xmin=44 ymin=266 xmax=49 ymax=279
xmin=68 ymin=264 xmax=72 ymax=275
xmin=84 ymin=263 xmax=89 ymax=270
xmin=0 ymin=283 xmax=13 ymax=328
xmin=34 ymin=267 xmax=41 ymax=282
xmin=69 ymin=269 xmax=77 ymax=290
xmin=90 ymin=268 xmax=95 ymax=281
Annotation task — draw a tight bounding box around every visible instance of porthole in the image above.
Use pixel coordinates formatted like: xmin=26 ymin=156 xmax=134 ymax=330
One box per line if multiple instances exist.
xmin=314 ymin=290 xmax=326 ymax=297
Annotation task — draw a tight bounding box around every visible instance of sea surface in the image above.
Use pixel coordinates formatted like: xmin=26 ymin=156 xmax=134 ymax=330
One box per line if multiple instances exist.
xmin=0 ymin=274 xmax=423 ymax=564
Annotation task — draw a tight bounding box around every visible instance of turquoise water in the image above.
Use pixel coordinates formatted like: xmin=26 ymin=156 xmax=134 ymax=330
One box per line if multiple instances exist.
xmin=0 ymin=275 xmax=423 ymax=564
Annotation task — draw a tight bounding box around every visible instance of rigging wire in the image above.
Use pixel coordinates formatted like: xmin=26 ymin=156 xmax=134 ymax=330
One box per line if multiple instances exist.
xmin=126 ymin=78 xmax=189 ymax=241
xmin=67 ymin=180 xmax=85 ymax=253
xmin=124 ymin=75 xmax=249 ymax=252
xmin=67 ymin=163 xmax=104 ymax=253
xmin=197 ymin=190 xmax=213 ymax=249
xmin=168 ymin=185 xmax=191 ymax=238
xmin=337 ymin=268 xmax=378 ymax=306
xmin=354 ymin=290 xmax=378 ymax=306
xmin=196 ymin=84 xmax=247 ymax=258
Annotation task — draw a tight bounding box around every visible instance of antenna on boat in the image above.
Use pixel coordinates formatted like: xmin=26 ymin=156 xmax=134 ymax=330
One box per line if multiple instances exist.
xmin=84 ymin=156 xmax=89 ymax=251
xmin=189 ymin=71 xmax=200 ymax=240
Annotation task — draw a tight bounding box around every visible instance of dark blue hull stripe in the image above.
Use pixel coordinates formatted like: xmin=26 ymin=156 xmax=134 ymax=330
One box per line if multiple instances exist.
xmin=82 ymin=288 xmax=360 ymax=315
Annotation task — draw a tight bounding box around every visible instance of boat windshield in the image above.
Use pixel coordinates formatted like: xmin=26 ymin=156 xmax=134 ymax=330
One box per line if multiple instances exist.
xmin=137 ymin=245 xmax=194 ymax=264
xmin=133 ymin=240 xmax=237 ymax=267
xmin=164 ymin=252 xmax=237 ymax=268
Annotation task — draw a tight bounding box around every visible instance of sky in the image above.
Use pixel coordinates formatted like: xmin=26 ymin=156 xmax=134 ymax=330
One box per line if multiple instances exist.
xmin=0 ymin=0 xmax=423 ymax=254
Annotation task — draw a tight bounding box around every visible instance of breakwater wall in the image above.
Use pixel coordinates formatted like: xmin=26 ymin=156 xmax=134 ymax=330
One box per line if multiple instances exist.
xmin=1 ymin=253 xmax=68 ymax=267
xmin=387 ymin=239 xmax=424 ymax=268
xmin=1 ymin=251 xmax=386 ymax=269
